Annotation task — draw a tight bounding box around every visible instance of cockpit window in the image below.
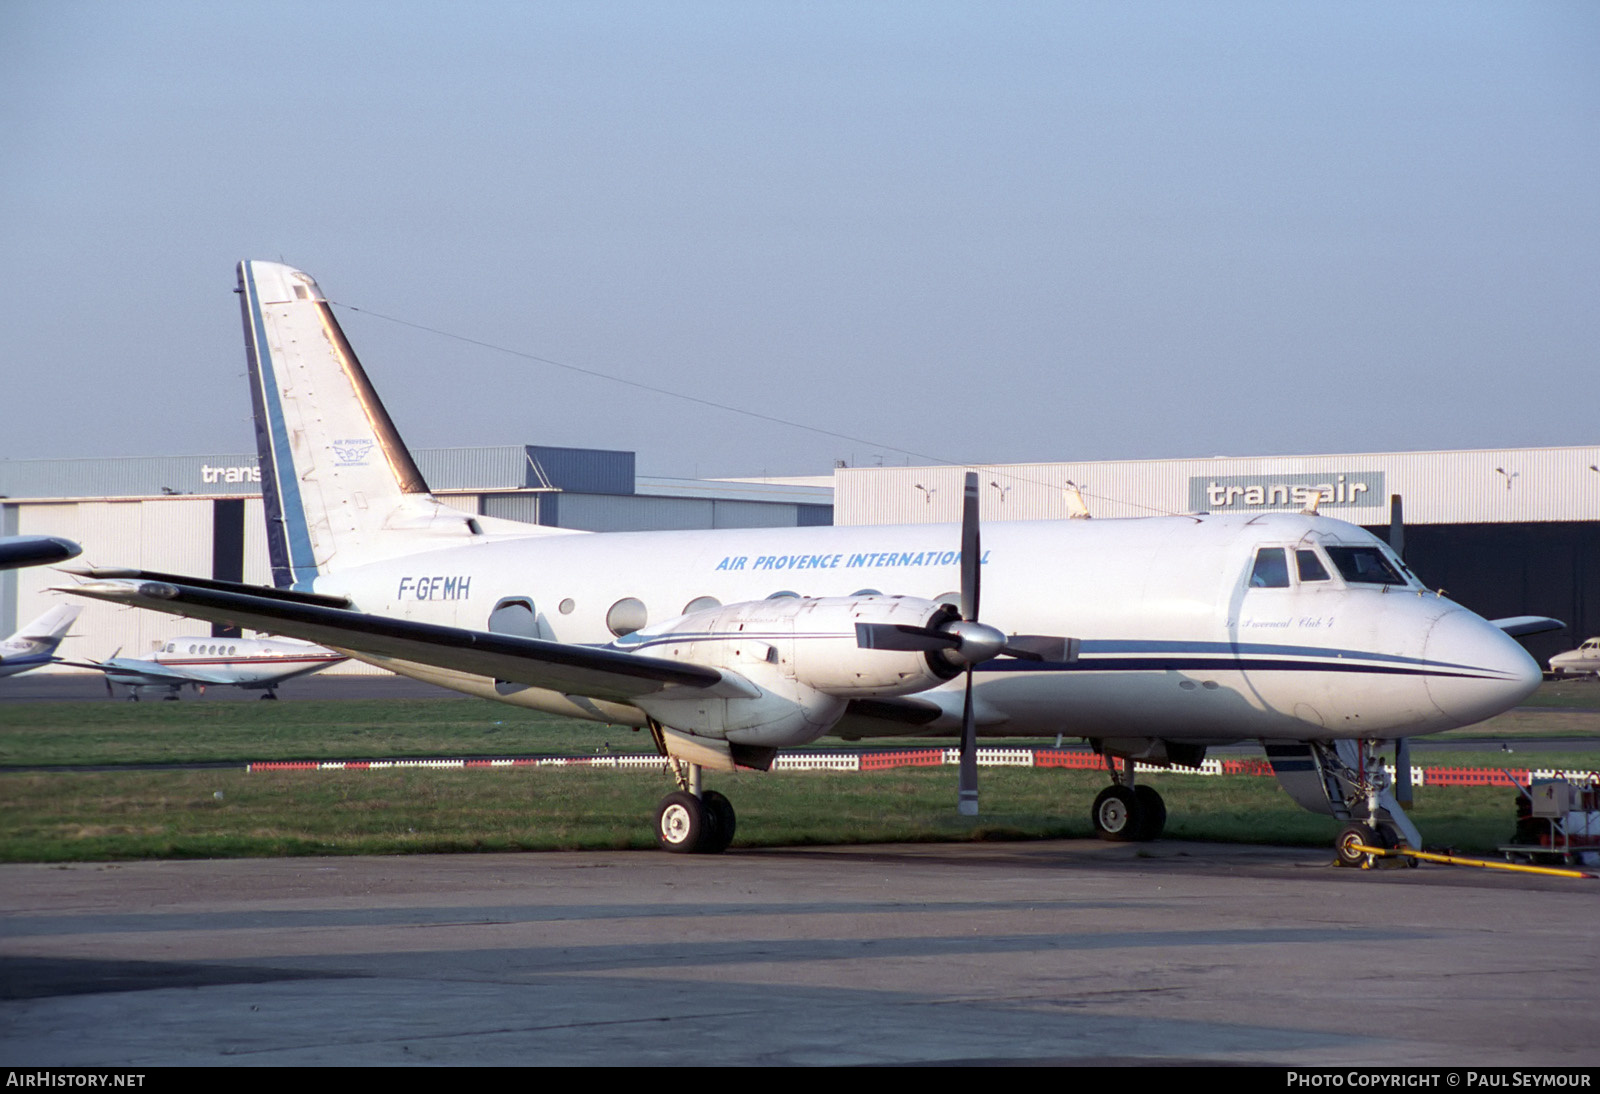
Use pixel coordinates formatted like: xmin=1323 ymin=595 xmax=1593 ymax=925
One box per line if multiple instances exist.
xmin=1325 ymin=546 xmax=1408 ymax=586
xmin=1296 ymin=549 xmax=1331 ymax=582
xmin=1249 ymin=548 xmax=1290 ymax=588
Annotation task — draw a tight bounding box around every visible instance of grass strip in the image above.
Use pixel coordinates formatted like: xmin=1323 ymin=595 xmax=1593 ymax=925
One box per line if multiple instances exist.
xmin=0 ymin=766 xmax=1529 ymax=863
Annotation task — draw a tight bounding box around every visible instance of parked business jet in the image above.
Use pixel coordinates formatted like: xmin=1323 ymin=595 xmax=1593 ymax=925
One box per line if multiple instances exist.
xmin=63 ymin=261 xmax=1543 ymax=861
xmin=70 ymin=636 xmax=347 ymax=700
xmin=0 ymin=604 xmax=81 ymax=680
xmin=1549 ymin=638 xmax=1600 ymax=678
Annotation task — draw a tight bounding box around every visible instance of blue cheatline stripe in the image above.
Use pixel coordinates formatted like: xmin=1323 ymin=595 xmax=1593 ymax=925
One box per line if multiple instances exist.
xmin=245 ymin=264 xmax=319 ymax=592
xmin=608 ymin=632 xmax=1515 ymax=681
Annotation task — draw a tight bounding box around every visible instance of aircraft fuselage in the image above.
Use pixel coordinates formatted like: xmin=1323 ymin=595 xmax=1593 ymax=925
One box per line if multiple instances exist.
xmin=315 ymin=510 xmax=1539 ymax=746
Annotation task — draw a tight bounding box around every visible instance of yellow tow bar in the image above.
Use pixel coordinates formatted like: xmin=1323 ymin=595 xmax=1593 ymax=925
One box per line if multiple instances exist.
xmin=1348 ymin=842 xmax=1597 ymax=880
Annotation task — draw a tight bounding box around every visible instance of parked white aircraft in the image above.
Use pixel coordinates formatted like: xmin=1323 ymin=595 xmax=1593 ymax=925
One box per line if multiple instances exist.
xmin=64 ymin=261 xmax=1544 ymax=861
xmin=0 ymin=604 xmax=81 ymax=680
xmin=71 ymin=636 xmax=347 ymax=700
xmin=1549 ymin=638 xmax=1600 ymax=678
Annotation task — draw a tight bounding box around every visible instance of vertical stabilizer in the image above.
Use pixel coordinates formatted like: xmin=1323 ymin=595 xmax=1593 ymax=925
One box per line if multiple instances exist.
xmin=238 ymin=261 xmax=546 ymax=589
xmin=0 ymin=604 xmax=80 ymax=675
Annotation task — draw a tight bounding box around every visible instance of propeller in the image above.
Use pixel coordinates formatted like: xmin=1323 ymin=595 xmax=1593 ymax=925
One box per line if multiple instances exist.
xmin=1387 ymin=494 xmax=1413 ymax=808
xmin=855 ymin=472 xmax=1076 ymax=816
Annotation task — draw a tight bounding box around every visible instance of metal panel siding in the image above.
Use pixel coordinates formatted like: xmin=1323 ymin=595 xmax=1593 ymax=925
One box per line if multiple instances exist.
xmin=414 ymin=447 xmax=528 ymax=491
xmin=557 ymin=494 xmax=713 ymax=532
xmin=0 ymin=445 xmax=632 ymax=500
xmin=242 ymin=497 xmax=273 ymax=586
xmin=711 ymin=501 xmax=799 ymax=529
xmin=636 ymin=476 xmax=833 ymax=505
xmin=0 ymin=454 xmax=264 ymax=499
xmin=836 ymin=447 xmax=1600 ymax=526
xmin=435 ymin=493 xmax=480 ymax=515
xmin=526 ymin=446 xmax=634 ymax=495
xmin=481 ymin=493 xmax=543 ymax=525
xmin=141 ymin=498 xmax=213 ymax=577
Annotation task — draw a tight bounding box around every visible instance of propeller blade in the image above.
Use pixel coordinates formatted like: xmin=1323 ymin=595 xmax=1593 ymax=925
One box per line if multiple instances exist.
xmin=1388 ymin=494 xmax=1405 ymax=561
xmin=999 ymin=635 xmax=1079 ymax=662
xmin=960 ymin=471 xmax=980 ymax=622
xmin=957 ymin=667 xmax=978 ymax=816
xmin=855 ymin=622 xmax=959 ymax=652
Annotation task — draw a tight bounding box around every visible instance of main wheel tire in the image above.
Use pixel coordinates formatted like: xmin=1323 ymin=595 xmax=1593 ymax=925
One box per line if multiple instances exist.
xmin=1133 ymin=785 xmax=1167 ymax=841
xmin=700 ymin=790 xmax=736 ymax=854
xmin=1092 ymin=785 xmax=1144 ymax=842
xmin=1336 ymin=823 xmax=1383 ymax=868
xmin=654 ymin=791 xmax=708 ymax=854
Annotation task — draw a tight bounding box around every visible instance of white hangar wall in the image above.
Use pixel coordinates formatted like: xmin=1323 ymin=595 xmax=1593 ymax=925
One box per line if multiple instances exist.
xmin=834 ymin=446 xmax=1600 ymax=526
xmin=833 ymin=445 xmax=1600 ymax=666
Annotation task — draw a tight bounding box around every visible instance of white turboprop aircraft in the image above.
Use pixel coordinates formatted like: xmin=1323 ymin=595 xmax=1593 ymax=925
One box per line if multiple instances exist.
xmin=65 ymin=260 xmax=1544 ymax=861
xmin=0 ymin=604 xmax=81 ymax=680
xmin=69 ymin=636 xmax=347 ymax=700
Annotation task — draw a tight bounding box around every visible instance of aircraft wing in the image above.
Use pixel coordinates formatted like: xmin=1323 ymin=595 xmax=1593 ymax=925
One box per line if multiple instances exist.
xmin=64 ymin=579 xmax=756 ymax=703
xmin=79 ymin=657 xmax=237 ymax=687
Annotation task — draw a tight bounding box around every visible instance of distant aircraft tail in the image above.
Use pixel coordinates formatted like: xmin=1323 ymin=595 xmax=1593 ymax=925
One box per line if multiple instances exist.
xmin=237 ymin=261 xmax=562 ymax=589
xmin=2 ymin=604 xmax=80 ymax=656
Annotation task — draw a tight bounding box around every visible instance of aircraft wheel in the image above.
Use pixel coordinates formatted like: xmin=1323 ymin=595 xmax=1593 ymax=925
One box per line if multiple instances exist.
xmin=700 ymin=790 xmax=736 ymax=854
xmin=1092 ymin=785 xmax=1144 ymax=842
xmin=1335 ymin=823 xmax=1384 ymax=868
xmin=1133 ymin=785 xmax=1167 ymax=841
xmin=654 ymin=791 xmax=708 ymax=854
xmin=162 ymin=694 xmax=179 ymax=701
xmin=259 ymin=693 xmax=279 ymax=701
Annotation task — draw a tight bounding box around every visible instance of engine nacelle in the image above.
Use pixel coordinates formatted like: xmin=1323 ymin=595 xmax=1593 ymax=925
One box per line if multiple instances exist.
xmin=622 ymin=594 xmax=960 ymax=701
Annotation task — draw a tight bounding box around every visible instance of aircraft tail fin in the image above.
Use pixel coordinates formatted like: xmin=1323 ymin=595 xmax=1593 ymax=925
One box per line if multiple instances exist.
xmin=237 ymin=261 xmax=563 ymax=589
xmin=4 ymin=604 xmax=80 ymax=653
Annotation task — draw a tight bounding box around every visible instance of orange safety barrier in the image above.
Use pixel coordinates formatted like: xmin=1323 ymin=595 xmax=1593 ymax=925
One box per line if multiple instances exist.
xmin=860 ymin=749 xmax=945 ymax=770
xmin=1423 ymin=767 xmax=1527 ymax=788
xmin=1033 ymin=750 xmax=1104 ymax=770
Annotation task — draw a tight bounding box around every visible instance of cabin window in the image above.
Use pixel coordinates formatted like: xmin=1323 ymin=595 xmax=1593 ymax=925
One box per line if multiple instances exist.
xmin=1296 ymin=550 xmax=1331 ymax=582
xmin=766 ymin=591 xmax=799 ymax=600
xmin=683 ymin=596 xmax=721 ymax=614
xmin=606 ymin=598 xmax=648 ymax=637
xmin=1325 ymin=547 xmax=1408 ymax=586
xmin=1249 ymin=548 xmax=1290 ymax=588
xmin=558 ymin=599 xmax=575 ymax=615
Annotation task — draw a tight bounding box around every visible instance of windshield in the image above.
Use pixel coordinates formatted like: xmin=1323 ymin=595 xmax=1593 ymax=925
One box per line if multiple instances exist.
xmin=1324 ymin=546 xmax=1408 ymax=586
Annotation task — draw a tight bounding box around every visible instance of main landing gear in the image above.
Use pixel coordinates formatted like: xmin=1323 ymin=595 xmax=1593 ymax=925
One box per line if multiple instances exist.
xmin=653 ymin=759 xmax=736 ymax=854
xmin=1091 ymin=756 xmax=1166 ymax=842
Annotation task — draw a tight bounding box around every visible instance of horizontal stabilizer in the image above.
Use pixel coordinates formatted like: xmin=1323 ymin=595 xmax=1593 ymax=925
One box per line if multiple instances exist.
xmin=62 ymin=567 xmax=352 ymax=609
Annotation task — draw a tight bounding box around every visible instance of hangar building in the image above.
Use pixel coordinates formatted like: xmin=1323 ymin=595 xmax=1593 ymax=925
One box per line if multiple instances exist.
xmin=833 ymin=445 xmax=1600 ymax=666
xmin=0 ymin=445 xmax=831 ymax=672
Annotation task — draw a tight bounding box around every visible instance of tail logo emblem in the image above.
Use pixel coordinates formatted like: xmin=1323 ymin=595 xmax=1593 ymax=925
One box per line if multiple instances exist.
xmin=332 ymin=439 xmax=375 ymax=467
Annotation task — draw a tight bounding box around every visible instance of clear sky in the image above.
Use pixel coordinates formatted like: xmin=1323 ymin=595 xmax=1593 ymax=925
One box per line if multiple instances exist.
xmin=3 ymin=1 xmax=1596 ymax=479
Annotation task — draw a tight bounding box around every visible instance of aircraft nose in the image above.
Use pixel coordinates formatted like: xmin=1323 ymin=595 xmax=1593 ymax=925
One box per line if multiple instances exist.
xmin=1423 ymin=609 xmax=1541 ymax=727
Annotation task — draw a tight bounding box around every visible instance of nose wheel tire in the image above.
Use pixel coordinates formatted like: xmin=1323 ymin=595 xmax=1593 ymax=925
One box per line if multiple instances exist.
xmin=1335 ymin=823 xmax=1389 ymax=868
